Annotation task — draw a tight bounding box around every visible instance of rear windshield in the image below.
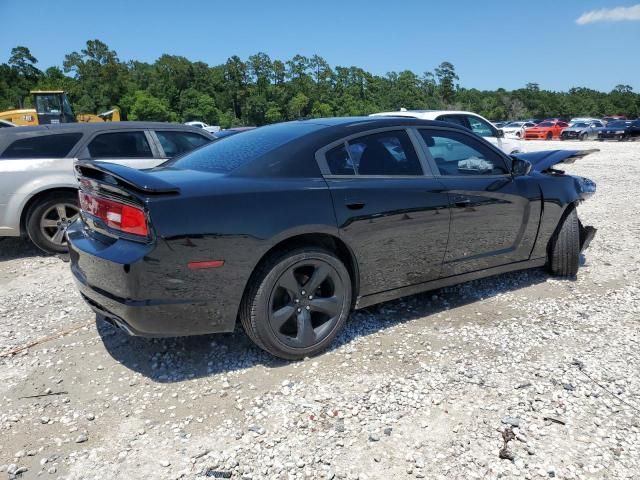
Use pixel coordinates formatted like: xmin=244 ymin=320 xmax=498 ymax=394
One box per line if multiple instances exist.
xmin=166 ymin=122 xmax=324 ymax=173
xmin=1 ymin=132 xmax=82 ymax=159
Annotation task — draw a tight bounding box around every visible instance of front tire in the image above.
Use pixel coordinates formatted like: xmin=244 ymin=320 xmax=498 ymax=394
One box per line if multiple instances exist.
xmin=25 ymin=193 xmax=79 ymax=254
xmin=546 ymin=132 xmax=553 ymax=140
xmin=240 ymin=247 xmax=352 ymax=360
xmin=548 ymin=208 xmax=580 ymax=277
xmin=580 ymin=133 xmax=587 ymax=141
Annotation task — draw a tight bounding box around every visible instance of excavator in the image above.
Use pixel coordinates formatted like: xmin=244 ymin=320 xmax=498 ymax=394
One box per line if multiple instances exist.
xmin=0 ymin=90 xmax=120 ymax=126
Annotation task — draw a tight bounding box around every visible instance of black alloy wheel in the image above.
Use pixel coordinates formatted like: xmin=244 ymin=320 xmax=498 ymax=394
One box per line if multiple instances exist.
xmin=240 ymin=247 xmax=352 ymax=360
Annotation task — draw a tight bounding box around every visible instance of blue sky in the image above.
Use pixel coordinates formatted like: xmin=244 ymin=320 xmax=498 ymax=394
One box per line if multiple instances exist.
xmin=1 ymin=0 xmax=639 ymax=92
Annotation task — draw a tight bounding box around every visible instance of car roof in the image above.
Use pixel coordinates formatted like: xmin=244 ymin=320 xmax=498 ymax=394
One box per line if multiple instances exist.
xmin=294 ymin=116 xmax=467 ymax=130
xmin=0 ymin=121 xmax=211 ymax=136
xmin=369 ymin=110 xmax=487 ymax=120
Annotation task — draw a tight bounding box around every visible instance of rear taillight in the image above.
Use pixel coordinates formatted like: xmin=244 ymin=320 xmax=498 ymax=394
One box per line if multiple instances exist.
xmin=78 ymin=191 xmax=148 ymax=237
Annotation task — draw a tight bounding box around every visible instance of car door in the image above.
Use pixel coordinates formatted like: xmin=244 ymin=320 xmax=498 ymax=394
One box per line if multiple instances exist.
xmin=589 ymin=121 xmax=603 ymax=138
xmin=417 ymin=127 xmax=541 ymax=277
xmin=317 ymin=128 xmax=451 ymax=296
xmin=80 ymin=129 xmax=163 ymax=169
xmin=630 ymin=120 xmax=640 ymax=139
xmin=151 ymin=129 xmax=212 ymax=161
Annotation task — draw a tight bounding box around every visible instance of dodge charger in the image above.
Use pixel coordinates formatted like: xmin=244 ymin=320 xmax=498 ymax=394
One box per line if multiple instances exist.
xmin=67 ymin=117 xmax=597 ymax=359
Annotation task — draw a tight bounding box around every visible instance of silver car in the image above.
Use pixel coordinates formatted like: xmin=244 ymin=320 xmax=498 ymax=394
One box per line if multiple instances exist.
xmin=560 ymin=120 xmax=604 ymax=141
xmin=0 ymin=122 xmax=213 ymax=253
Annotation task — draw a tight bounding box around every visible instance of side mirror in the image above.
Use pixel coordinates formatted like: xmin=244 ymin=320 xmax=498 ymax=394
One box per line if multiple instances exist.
xmin=511 ymin=157 xmax=532 ymax=176
xmin=496 ymin=129 xmax=505 ymax=138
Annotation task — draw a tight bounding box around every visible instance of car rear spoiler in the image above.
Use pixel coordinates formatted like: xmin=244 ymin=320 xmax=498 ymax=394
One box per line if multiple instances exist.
xmin=512 ymin=149 xmax=599 ymax=172
xmin=75 ymin=161 xmax=180 ymax=194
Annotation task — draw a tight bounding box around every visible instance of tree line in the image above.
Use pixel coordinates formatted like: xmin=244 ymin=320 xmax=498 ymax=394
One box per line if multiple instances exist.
xmin=1 ymin=40 xmax=638 ymax=127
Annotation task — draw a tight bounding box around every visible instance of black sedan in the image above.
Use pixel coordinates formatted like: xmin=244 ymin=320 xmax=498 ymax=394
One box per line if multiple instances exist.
xmin=597 ymin=119 xmax=640 ymax=141
xmin=67 ymin=117 xmax=597 ymax=359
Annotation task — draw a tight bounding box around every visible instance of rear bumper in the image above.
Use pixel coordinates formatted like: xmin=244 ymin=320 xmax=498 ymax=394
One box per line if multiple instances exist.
xmin=598 ymin=133 xmax=624 ymax=140
xmin=67 ymin=221 xmax=239 ymax=337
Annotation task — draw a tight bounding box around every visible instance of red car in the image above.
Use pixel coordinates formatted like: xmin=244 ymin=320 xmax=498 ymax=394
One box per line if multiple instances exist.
xmin=523 ymin=120 xmax=569 ymax=140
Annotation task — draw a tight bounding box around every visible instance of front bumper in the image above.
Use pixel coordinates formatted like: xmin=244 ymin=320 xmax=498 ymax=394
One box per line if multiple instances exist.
xmin=580 ymin=223 xmax=596 ymax=252
xmin=524 ymin=132 xmax=551 ymax=140
xmin=561 ymin=131 xmax=580 ymax=140
xmin=67 ymin=221 xmax=239 ymax=337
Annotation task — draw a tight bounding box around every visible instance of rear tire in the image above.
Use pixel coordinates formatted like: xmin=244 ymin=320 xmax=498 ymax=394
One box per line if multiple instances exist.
xmin=548 ymin=208 xmax=580 ymax=277
xmin=240 ymin=247 xmax=352 ymax=360
xmin=25 ymin=192 xmax=79 ymax=254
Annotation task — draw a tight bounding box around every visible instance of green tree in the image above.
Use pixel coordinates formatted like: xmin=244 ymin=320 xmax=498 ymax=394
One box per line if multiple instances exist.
xmin=127 ymin=90 xmax=175 ymax=121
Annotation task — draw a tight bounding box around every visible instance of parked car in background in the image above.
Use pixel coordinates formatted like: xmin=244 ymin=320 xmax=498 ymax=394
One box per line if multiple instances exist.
xmin=523 ymin=120 xmax=569 ymax=140
xmin=0 ymin=119 xmax=16 ymax=128
xmin=597 ymin=119 xmax=640 ymax=141
xmin=602 ymin=115 xmax=627 ymax=124
xmin=568 ymin=117 xmax=600 ymax=126
xmin=67 ymin=116 xmax=596 ymax=360
xmin=502 ymin=121 xmax=537 ymax=138
xmin=493 ymin=121 xmax=510 ymax=129
xmin=185 ymin=121 xmax=221 ymax=133
xmin=370 ymin=109 xmax=523 ymax=153
xmin=0 ymin=122 xmax=213 ymax=253
xmin=212 ymin=126 xmax=257 ymax=139
xmin=560 ymin=120 xmax=605 ymax=141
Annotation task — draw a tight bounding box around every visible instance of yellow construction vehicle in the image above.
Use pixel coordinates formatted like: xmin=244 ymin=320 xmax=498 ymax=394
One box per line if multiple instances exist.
xmin=0 ymin=90 xmax=120 ymax=126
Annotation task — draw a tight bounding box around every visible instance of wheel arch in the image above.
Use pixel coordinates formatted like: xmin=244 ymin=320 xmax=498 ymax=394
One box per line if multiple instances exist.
xmin=240 ymin=232 xmax=361 ymax=313
xmin=20 ymin=187 xmax=79 ymax=235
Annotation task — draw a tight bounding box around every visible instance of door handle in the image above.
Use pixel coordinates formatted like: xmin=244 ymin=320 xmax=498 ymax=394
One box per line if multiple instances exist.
xmin=346 ymin=201 xmax=365 ymax=210
xmin=454 ymin=198 xmax=471 ymax=208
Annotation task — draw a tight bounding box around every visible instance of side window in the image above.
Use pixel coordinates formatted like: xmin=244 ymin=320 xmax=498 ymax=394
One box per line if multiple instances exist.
xmin=1 ymin=133 xmax=82 ymax=159
xmin=593 ymin=122 xmax=603 ymax=128
xmin=88 ymin=131 xmax=153 ymax=159
xmin=347 ymin=130 xmax=422 ymax=176
xmin=437 ymin=115 xmax=467 ymax=128
xmin=156 ymin=131 xmax=211 ymax=157
xmin=466 ymin=115 xmax=495 ymax=137
xmin=419 ymin=130 xmax=509 ymax=176
xmin=326 ymin=144 xmax=355 ymax=175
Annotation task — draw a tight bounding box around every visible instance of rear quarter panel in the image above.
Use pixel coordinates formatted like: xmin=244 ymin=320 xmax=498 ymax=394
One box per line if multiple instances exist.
xmin=137 ymin=177 xmax=339 ymax=331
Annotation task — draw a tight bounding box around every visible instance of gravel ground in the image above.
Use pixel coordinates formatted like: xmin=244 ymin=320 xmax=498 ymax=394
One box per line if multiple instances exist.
xmin=1 ymin=140 xmax=639 ymax=480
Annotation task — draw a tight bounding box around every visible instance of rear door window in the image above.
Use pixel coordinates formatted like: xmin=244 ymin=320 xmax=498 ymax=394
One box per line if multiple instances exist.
xmin=155 ymin=130 xmax=211 ymax=157
xmin=326 ymin=144 xmax=356 ymax=175
xmin=1 ymin=133 xmax=82 ymax=158
xmin=88 ymin=131 xmax=153 ymax=159
xmin=346 ymin=130 xmax=422 ymax=176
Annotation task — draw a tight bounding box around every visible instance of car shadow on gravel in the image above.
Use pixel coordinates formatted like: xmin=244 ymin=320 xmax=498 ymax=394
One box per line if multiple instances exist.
xmin=0 ymin=237 xmax=43 ymax=261
xmin=98 ymin=267 xmax=552 ymax=383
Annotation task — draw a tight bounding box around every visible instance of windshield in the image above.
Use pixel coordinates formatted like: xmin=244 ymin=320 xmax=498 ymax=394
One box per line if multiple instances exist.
xmin=165 ymin=122 xmax=324 ymax=173
xmin=538 ymin=122 xmax=553 ymax=127
xmin=608 ymin=121 xmax=630 ymax=128
xmin=574 ymin=123 xmax=589 ymax=128
xmin=506 ymin=122 xmax=523 ymax=127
